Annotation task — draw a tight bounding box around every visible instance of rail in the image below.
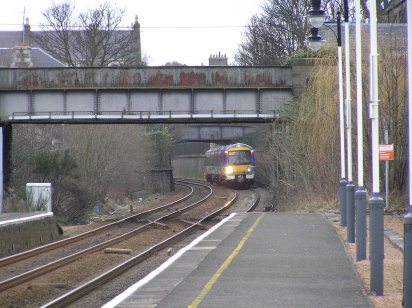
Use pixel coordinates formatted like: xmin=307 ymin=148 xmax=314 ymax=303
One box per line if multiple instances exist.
xmin=0 ymin=182 xmax=193 ymax=268
xmin=0 ymin=181 xmax=212 ymax=293
xmin=42 ymin=180 xmax=237 ymax=307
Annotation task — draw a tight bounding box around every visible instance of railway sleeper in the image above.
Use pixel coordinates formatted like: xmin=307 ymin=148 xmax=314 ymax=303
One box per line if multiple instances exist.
xmin=179 ymin=219 xmax=207 ymax=230
xmin=104 ymin=248 xmax=132 ymax=255
xmin=148 ymin=220 xmax=169 ymax=230
xmin=27 ymin=282 xmax=68 ymax=290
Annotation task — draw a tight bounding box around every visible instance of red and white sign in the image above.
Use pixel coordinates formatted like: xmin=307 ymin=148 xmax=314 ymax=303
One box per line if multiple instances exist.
xmin=379 ymin=144 xmax=394 ymax=161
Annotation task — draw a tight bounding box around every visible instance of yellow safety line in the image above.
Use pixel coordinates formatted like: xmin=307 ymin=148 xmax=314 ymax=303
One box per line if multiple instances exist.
xmin=188 ymin=213 xmax=265 ymax=308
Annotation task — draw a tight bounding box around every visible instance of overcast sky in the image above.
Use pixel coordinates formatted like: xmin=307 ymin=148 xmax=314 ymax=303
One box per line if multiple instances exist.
xmin=0 ymin=0 xmax=263 ymax=66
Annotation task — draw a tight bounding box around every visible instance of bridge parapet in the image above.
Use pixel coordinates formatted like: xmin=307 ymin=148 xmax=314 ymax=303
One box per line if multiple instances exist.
xmin=0 ymin=66 xmax=292 ymax=90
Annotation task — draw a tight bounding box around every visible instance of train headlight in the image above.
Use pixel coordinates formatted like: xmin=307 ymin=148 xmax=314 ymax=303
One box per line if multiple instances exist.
xmin=225 ymin=166 xmax=233 ymax=175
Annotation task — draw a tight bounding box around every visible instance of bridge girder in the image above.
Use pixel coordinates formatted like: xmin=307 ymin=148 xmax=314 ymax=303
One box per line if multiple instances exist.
xmin=0 ymin=67 xmax=293 ymax=124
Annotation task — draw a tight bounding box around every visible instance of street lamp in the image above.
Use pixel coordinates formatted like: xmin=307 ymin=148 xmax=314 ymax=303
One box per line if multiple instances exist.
xmin=306 ymin=2 xmax=347 ymax=228
xmin=369 ymin=0 xmax=384 ymax=296
xmin=404 ymin=1 xmax=412 ymax=306
xmin=341 ymin=0 xmax=355 ymax=245
xmin=307 ymin=0 xmax=383 ymax=296
xmin=307 ymin=0 xmax=326 ymax=28
xmin=307 ymin=27 xmax=324 ymax=51
xmin=354 ymin=0 xmax=367 ymax=262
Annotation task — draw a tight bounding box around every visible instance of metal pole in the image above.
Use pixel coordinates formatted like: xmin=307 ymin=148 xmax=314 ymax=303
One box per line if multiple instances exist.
xmin=354 ymin=0 xmax=367 ymax=261
xmin=385 ymin=129 xmax=389 ymax=209
xmin=403 ymin=0 xmax=412 ymax=305
xmin=343 ymin=0 xmax=355 ymax=243
xmin=0 ymin=126 xmax=3 ymax=213
xmin=369 ymin=0 xmax=384 ymax=296
xmin=337 ymin=11 xmax=347 ymax=227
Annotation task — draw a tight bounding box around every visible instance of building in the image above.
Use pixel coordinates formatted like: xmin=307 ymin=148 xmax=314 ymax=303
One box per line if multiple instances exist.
xmin=0 ymin=16 xmax=142 ymax=68
xmin=0 ymin=19 xmax=66 ymax=68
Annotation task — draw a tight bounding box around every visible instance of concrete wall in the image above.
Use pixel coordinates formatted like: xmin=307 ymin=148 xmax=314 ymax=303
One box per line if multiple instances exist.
xmin=172 ymin=155 xmax=205 ymax=180
xmin=0 ymin=216 xmax=61 ymax=257
xmin=174 ymin=125 xmax=256 ymax=142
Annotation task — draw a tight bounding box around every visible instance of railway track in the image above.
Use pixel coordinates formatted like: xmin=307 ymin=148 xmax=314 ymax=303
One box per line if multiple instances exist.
xmin=0 ymin=180 xmax=261 ymax=307
xmin=0 ymin=181 xmax=210 ymax=290
xmin=0 ymin=180 xmax=258 ymax=307
xmin=0 ymin=182 xmax=194 ymax=269
xmin=176 ymin=178 xmax=260 ymax=213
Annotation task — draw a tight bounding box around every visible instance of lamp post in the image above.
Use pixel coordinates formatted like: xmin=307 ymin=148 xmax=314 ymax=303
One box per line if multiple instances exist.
xmin=342 ymin=0 xmax=355 ymax=244
xmin=307 ymin=0 xmax=382 ymax=295
xmin=369 ymin=0 xmax=384 ymax=296
xmin=354 ymin=0 xmax=366 ymax=261
xmin=307 ymin=1 xmax=347 ymax=228
xmin=404 ymin=0 xmax=412 ymax=305
xmin=336 ymin=12 xmax=347 ymax=228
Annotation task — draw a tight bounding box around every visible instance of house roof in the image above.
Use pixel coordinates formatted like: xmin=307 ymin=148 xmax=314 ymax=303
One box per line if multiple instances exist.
xmin=0 ymin=31 xmax=66 ymax=67
xmin=0 ymin=23 xmax=142 ymax=67
xmin=0 ymin=31 xmax=26 ymax=48
xmin=0 ymin=47 xmax=66 ymax=68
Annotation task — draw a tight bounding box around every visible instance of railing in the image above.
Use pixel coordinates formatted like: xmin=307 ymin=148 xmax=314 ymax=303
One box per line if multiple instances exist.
xmin=9 ymin=110 xmax=286 ymax=121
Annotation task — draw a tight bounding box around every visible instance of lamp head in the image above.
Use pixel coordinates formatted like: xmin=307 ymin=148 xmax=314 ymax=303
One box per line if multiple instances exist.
xmin=307 ymin=27 xmax=323 ymax=51
xmin=307 ymin=0 xmax=326 ymax=28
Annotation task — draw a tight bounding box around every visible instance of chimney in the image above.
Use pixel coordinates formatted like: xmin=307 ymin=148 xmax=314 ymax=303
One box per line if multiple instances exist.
xmin=23 ymin=18 xmax=31 ymax=45
xmin=208 ymin=52 xmax=228 ymax=66
xmin=11 ymin=17 xmax=33 ymax=68
xmin=11 ymin=44 xmax=33 ymax=68
xmin=133 ymin=15 xmax=142 ymax=65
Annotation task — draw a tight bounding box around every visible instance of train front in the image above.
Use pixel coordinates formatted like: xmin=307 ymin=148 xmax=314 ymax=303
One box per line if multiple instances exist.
xmin=224 ymin=144 xmax=256 ymax=188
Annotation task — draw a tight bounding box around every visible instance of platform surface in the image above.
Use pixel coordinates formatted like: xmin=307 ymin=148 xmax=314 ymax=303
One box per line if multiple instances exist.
xmin=105 ymin=212 xmax=371 ymax=308
xmin=0 ymin=211 xmax=53 ymax=226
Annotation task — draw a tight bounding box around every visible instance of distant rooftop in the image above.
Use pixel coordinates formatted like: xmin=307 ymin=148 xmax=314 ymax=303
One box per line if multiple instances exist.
xmin=0 ymin=47 xmax=66 ymax=68
xmin=209 ymin=52 xmax=228 ymax=66
xmin=0 ymin=30 xmax=66 ymax=67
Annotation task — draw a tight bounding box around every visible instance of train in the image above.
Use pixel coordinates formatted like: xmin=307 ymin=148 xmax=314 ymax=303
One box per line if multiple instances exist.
xmin=204 ymin=143 xmax=256 ymax=189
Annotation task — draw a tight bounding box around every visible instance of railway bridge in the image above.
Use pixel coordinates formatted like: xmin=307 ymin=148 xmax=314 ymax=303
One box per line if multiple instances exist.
xmin=0 ymin=66 xmax=297 ymax=123
xmin=0 ymin=63 xmax=313 ymax=210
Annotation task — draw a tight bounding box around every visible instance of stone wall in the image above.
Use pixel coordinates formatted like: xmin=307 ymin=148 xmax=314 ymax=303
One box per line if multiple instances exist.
xmin=0 ymin=216 xmax=61 ymax=257
xmin=320 ymin=23 xmax=406 ymax=57
xmin=290 ymin=58 xmax=320 ymax=97
xmin=145 ymin=169 xmax=174 ymax=193
xmin=172 ymin=155 xmax=205 ymax=180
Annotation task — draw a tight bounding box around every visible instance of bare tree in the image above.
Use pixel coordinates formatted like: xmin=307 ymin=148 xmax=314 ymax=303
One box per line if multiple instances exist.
xmin=33 ymin=1 xmax=144 ymax=67
xmin=378 ymin=31 xmax=408 ymax=193
xmin=359 ymin=0 xmax=394 ymax=21
xmin=33 ymin=1 xmax=76 ymax=66
xmin=10 ymin=124 xmax=58 ymax=189
xmin=64 ymin=124 xmax=151 ymax=201
xmin=235 ymin=0 xmax=311 ymax=65
xmin=164 ymin=61 xmax=186 ymax=66
xmin=234 ymin=0 xmax=374 ymax=66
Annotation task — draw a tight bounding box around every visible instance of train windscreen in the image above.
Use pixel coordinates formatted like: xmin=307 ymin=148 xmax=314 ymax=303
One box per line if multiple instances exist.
xmin=227 ymin=150 xmax=252 ymax=165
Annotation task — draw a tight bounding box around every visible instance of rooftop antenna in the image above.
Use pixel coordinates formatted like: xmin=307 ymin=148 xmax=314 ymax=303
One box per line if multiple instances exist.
xmin=22 ymin=7 xmax=26 ymax=42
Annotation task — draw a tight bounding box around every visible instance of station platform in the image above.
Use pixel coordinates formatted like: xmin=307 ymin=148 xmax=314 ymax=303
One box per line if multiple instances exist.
xmin=0 ymin=212 xmax=60 ymax=257
xmin=0 ymin=211 xmax=53 ymax=226
xmin=104 ymin=212 xmax=372 ymax=308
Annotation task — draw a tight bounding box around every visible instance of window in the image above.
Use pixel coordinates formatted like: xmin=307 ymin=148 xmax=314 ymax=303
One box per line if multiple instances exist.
xmin=227 ymin=150 xmax=251 ymax=165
